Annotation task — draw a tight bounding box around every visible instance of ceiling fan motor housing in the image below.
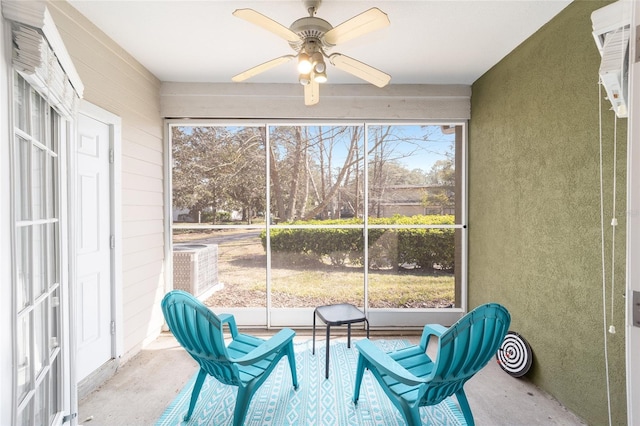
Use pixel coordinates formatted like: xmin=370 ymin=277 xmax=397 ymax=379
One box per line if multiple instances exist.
xmin=288 ymin=17 xmax=334 ymax=52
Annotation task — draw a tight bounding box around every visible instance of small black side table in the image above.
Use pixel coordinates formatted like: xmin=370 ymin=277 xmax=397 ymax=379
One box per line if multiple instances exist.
xmin=312 ymin=303 xmax=370 ymax=379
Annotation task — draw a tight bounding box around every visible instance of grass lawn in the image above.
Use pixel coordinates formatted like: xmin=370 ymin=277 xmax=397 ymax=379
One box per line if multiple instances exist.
xmin=174 ymin=228 xmax=455 ymax=309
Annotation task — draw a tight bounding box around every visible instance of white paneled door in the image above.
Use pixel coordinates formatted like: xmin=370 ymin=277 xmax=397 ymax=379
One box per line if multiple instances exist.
xmin=75 ymin=113 xmax=113 ymax=381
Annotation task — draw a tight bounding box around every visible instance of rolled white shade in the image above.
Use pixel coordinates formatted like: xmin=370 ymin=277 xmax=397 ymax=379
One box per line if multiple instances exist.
xmin=3 ymin=1 xmax=83 ymax=119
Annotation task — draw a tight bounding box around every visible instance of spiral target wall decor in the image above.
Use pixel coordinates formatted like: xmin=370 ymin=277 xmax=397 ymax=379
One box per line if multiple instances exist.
xmin=496 ymin=331 xmax=533 ymax=377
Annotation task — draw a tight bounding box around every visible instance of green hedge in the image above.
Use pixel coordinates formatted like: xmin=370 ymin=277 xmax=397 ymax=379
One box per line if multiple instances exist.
xmin=262 ymin=215 xmax=455 ymax=271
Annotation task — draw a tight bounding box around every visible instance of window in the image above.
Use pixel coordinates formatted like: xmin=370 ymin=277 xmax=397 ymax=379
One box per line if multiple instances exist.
xmin=12 ymin=73 xmax=64 ymax=426
xmin=170 ymin=122 xmax=466 ymax=326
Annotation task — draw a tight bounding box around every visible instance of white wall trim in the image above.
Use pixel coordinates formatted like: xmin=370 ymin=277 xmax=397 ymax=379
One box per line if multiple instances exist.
xmin=161 ymin=83 xmax=471 ymax=120
xmin=163 ymin=119 xmax=172 ymax=329
xmin=0 ymin=14 xmax=13 ymax=426
xmin=627 ymin=1 xmax=640 ymax=424
xmin=59 ymin=119 xmax=73 ymax=426
xmin=77 ymin=100 xmax=124 ymax=359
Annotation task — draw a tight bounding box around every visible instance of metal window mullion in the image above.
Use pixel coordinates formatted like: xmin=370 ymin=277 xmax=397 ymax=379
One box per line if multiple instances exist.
xmin=15 ymin=385 xmax=34 ymax=418
xmin=363 ymin=123 xmax=369 ymax=313
xmin=269 ymin=224 xmax=364 ymax=229
xmin=367 ymin=224 xmax=464 ymax=229
xmin=11 ymin=131 xmax=53 ymax=157
xmin=265 ymin=125 xmax=271 ymax=328
xmin=16 ymin=218 xmax=58 ymax=227
xmin=33 ymin=342 xmax=50 ymax=386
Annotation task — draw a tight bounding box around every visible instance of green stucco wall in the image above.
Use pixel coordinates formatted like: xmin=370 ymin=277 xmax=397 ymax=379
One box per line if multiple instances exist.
xmin=469 ymin=1 xmax=627 ymax=424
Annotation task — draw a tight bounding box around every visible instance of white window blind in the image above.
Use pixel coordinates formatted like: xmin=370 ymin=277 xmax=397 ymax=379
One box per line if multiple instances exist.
xmin=12 ymin=23 xmax=79 ymax=118
xmin=2 ymin=0 xmax=84 ymax=119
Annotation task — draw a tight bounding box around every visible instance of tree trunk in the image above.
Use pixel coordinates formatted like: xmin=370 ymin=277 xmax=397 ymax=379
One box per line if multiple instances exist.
xmin=269 ymin=144 xmax=286 ymax=222
xmin=303 ymin=128 xmax=360 ymax=220
xmin=286 ymin=127 xmax=305 ymax=220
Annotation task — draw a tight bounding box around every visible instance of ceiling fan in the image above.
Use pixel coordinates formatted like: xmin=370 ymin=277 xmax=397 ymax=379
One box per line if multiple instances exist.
xmin=231 ymin=0 xmax=391 ymax=106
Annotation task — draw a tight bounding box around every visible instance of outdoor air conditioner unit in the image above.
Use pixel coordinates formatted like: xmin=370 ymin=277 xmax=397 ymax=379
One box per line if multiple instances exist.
xmin=173 ymin=244 xmax=220 ymax=297
xmin=591 ymin=0 xmax=631 ymax=118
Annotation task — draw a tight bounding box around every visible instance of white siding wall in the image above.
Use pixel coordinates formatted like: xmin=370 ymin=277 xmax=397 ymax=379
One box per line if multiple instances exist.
xmin=47 ymin=1 xmax=165 ymax=360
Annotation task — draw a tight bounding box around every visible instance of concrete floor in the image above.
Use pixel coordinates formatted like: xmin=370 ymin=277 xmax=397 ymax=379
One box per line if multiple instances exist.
xmin=78 ymin=331 xmax=586 ymax=426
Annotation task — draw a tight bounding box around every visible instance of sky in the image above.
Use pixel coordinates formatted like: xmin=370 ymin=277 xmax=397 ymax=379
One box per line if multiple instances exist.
xmin=293 ymin=124 xmax=456 ymax=174
xmin=175 ymin=123 xmax=457 ymax=174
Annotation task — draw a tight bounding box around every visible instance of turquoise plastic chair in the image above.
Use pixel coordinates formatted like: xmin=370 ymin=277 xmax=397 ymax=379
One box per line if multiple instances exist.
xmin=161 ymin=290 xmax=299 ymax=426
xmin=353 ymin=303 xmax=510 ymax=426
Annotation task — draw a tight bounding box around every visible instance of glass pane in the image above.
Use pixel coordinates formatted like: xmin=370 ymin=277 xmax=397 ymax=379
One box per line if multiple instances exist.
xmin=367 ymin=125 xmax=457 ymax=223
xmin=32 ymin=146 xmax=46 ymax=221
xmin=368 ymin=228 xmax=456 ymax=308
xmin=16 ymin=400 xmax=33 ymax=426
xmin=16 ymin=137 xmax=31 ymax=221
xmin=16 ymin=226 xmax=32 ymax=311
xmin=271 ymin=227 xmax=365 ymax=307
xmin=172 ymin=126 xmax=266 ymax=225
xmin=175 ymin=230 xmax=267 ymax=308
xmin=49 ymin=287 xmax=60 ymax=355
xmin=269 ymin=125 xmax=366 ymax=308
xmin=17 ymin=313 xmax=31 ymax=403
xmin=172 ymin=126 xmax=268 ymax=308
xmin=47 ymin=155 xmax=56 ymax=218
xmin=49 ymin=354 xmax=60 ymax=424
xmin=33 ymin=224 xmax=47 ymax=296
xmin=31 ymin=90 xmax=46 ymax=143
xmin=14 ymin=73 xmax=28 ymax=132
xmin=34 ymin=373 xmax=48 ymax=426
xmin=34 ymin=300 xmax=47 ymax=378
xmin=50 ymin=109 xmax=59 ymax=153
xmin=270 ymin=125 xmax=365 ymax=223
xmin=48 ymin=224 xmax=59 ymax=286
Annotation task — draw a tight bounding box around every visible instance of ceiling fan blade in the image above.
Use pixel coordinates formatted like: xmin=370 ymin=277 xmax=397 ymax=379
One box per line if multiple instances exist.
xmin=304 ymin=81 xmax=319 ymax=106
xmin=233 ymin=9 xmax=301 ymax=42
xmin=329 ymin=54 xmax=391 ymax=88
xmin=232 ymin=55 xmax=295 ymax=82
xmin=323 ymin=8 xmax=390 ymax=45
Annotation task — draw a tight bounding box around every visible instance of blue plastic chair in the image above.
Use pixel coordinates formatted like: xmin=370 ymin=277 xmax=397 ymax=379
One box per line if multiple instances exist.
xmin=161 ymin=290 xmax=298 ymax=426
xmin=353 ymin=303 xmax=510 ymax=426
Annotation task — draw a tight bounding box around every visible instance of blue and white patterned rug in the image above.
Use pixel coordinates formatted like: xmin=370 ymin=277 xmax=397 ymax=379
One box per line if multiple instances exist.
xmin=156 ymin=339 xmax=466 ymax=425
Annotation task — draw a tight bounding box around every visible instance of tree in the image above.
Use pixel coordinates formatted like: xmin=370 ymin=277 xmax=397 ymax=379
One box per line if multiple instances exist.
xmin=172 ymin=124 xmax=455 ymax=224
xmin=223 ymin=127 xmax=266 ymax=224
xmin=172 ymin=126 xmax=266 ymax=224
xmin=423 ymin=158 xmax=455 ymax=213
xmin=269 ymin=126 xmax=359 ymax=221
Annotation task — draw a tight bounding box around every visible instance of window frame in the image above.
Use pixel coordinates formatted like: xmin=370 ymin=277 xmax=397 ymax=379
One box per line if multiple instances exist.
xmin=10 ymin=71 xmax=69 ymax=426
xmin=166 ymin=118 xmax=468 ymax=328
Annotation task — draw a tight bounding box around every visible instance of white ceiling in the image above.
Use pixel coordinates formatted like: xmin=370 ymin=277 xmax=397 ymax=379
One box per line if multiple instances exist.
xmin=67 ymin=0 xmax=572 ymax=86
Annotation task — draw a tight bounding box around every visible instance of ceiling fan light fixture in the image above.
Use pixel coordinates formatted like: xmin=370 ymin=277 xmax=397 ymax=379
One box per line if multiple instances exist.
xmin=297 ymin=52 xmax=313 ymax=74
xmin=311 ymin=52 xmax=326 ymax=73
xmin=299 ymin=73 xmax=311 ymax=85
xmin=312 ymin=69 xmax=327 ymax=83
